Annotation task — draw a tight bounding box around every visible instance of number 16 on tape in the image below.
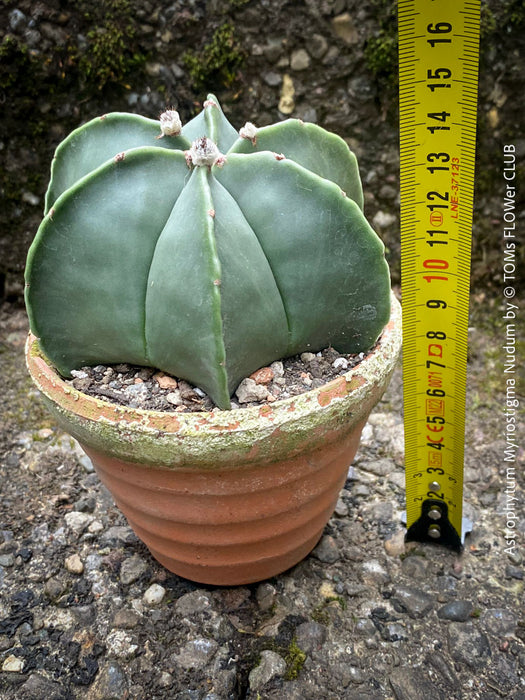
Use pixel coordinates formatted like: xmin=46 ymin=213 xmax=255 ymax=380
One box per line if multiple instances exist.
xmin=398 ymin=0 xmax=481 ymax=550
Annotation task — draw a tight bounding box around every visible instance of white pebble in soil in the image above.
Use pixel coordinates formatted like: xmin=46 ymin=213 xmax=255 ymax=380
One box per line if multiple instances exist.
xmin=143 ymin=584 xmax=166 ymax=606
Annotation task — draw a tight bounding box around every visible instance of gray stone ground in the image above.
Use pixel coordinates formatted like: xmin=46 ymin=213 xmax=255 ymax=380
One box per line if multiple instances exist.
xmin=0 ymin=300 xmax=523 ymax=699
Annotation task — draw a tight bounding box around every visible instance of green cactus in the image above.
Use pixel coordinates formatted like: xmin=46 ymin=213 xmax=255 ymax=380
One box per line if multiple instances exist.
xmin=25 ymin=95 xmax=391 ymax=410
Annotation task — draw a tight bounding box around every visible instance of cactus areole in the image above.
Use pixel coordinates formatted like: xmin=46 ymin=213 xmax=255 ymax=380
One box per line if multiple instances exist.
xmin=25 ymin=95 xmax=391 ymax=410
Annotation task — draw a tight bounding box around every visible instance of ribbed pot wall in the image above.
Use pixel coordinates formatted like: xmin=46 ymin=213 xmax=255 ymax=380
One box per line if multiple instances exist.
xmin=81 ymin=425 xmax=363 ymax=585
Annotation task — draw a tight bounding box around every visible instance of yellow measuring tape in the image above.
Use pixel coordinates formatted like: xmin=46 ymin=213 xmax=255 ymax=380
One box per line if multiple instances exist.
xmin=399 ymin=0 xmax=481 ymax=549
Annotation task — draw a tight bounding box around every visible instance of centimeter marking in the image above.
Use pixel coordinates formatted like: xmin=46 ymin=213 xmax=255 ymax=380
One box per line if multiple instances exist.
xmin=399 ymin=0 xmax=481 ymax=549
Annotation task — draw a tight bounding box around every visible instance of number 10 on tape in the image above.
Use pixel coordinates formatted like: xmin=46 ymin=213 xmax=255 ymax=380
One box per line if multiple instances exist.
xmin=398 ymin=0 xmax=481 ymax=549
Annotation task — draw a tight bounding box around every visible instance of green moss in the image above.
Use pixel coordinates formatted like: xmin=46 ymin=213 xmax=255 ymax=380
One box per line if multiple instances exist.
xmin=364 ymin=0 xmax=398 ymax=91
xmin=82 ymin=26 xmax=135 ymax=89
xmin=255 ymin=636 xmax=307 ymax=681
xmin=0 ymin=0 xmax=151 ymax=243
xmin=311 ymin=606 xmax=330 ymax=625
xmin=1 ymin=1 xmax=147 ymax=98
xmin=365 ymin=32 xmax=398 ymax=85
xmin=183 ymin=23 xmax=245 ymax=89
xmin=480 ymin=3 xmax=497 ymax=38
xmin=311 ymin=596 xmax=346 ymax=624
xmin=504 ymin=0 xmax=525 ymax=29
xmin=68 ymin=0 xmax=147 ymax=91
xmin=284 ymin=637 xmax=307 ymax=680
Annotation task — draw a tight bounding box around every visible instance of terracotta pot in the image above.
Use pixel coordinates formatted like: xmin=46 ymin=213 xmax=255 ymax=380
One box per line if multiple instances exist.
xmin=26 ymin=294 xmax=402 ymax=585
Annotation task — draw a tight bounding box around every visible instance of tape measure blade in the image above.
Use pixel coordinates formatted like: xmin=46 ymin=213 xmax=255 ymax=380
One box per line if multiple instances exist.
xmin=399 ymin=0 xmax=480 ymax=549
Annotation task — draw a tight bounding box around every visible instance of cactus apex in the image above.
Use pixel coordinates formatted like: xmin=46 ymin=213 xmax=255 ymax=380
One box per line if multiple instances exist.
xmin=186 ymin=137 xmax=225 ymax=169
xmin=203 ymin=98 xmax=218 ymax=109
xmin=158 ymin=109 xmax=183 ymax=138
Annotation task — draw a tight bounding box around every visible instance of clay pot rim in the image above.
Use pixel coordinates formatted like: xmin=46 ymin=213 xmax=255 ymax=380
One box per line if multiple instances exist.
xmin=26 ymin=291 xmax=401 ymax=439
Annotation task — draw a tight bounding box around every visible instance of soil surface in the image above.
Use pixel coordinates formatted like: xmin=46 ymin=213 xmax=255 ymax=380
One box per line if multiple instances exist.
xmin=65 ymin=345 xmax=372 ymax=413
xmin=1 ymin=298 xmax=523 ymax=699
